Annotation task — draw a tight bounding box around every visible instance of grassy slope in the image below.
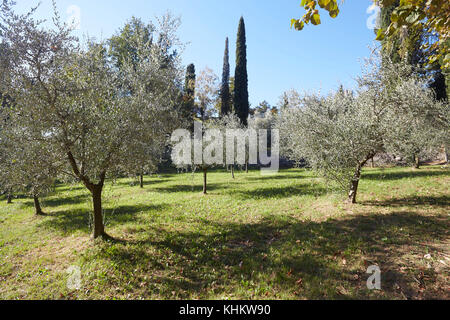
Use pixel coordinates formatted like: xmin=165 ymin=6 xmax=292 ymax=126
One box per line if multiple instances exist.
xmin=0 ymin=166 xmax=448 ymax=300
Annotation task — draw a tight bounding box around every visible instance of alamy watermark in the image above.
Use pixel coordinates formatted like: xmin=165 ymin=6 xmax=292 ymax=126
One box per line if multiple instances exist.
xmin=66 ymin=265 xmax=81 ymax=290
xmin=170 ymin=122 xmax=280 ymax=174
xmin=366 ymin=265 xmax=381 ymax=290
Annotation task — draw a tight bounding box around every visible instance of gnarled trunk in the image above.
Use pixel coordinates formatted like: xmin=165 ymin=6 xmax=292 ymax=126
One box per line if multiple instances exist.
xmin=67 ymin=151 xmax=108 ymax=239
xmin=6 ymin=193 xmax=12 ymax=204
xmin=91 ymin=185 xmax=105 ymax=239
xmin=33 ymin=195 xmax=44 ymax=215
xmin=203 ymin=167 xmax=207 ymax=194
xmin=348 ymin=153 xmax=374 ymax=204
xmin=348 ymin=175 xmax=360 ymax=204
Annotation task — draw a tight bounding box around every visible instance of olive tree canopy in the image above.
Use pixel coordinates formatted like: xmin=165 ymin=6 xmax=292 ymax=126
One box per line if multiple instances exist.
xmin=0 ymin=2 xmax=183 ymax=238
xmin=279 ymin=54 xmax=448 ymax=203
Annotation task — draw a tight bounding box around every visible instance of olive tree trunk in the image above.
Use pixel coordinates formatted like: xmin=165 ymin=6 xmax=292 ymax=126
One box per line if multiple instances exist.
xmin=203 ymin=167 xmax=207 ymax=194
xmin=6 ymin=193 xmax=12 ymax=204
xmin=413 ymin=154 xmax=420 ymax=169
xmin=91 ymin=185 xmax=105 ymax=239
xmin=348 ymin=167 xmax=362 ymax=204
xmin=140 ymin=173 xmax=144 ymax=188
xmin=67 ymin=152 xmax=108 ymax=239
xmin=33 ymin=195 xmax=44 ymax=216
xmin=348 ymin=153 xmax=375 ymax=204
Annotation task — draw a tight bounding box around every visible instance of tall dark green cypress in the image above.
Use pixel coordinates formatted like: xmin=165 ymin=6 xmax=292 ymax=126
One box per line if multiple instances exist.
xmin=220 ymin=37 xmax=231 ymax=116
xmin=234 ymin=17 xmax=249 ymax=126
xmin=183 ymin=64 xmax=196 ymax=128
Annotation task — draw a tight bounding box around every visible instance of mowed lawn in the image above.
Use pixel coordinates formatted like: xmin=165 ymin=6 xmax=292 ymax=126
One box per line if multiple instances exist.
xmin=0 ymin=166 xmax=448 ymax=300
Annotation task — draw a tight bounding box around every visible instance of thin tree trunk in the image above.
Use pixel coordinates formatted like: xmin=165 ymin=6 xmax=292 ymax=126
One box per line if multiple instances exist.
xmin=371 ymin=157 xmax=374 ymax=168
xmin=33 ymin=195 xmax=44 ymax=216
xmin=348 ymin=153 xmax=374 ymax=204
xmin=140 ymin=173 xmax=144 ymax=188
xmin=444 ymin=147 xmax=448 ymax=164
xmin=231 ymin=165 xmax=235 ymax=179
xmin=348 ymin=168 xmax=361 ymax=204
xmin=6 ymin=193 xmax=12 ymax=204
xmin=414 ymin=154 xmax=420 ymax=169
xmin=91 ymin=185 xmax=105 ymax=239
xmin=245 ymin=161 xmax=248 ymax=173
xmin=203 ymin=167 xmax=207 ymax=194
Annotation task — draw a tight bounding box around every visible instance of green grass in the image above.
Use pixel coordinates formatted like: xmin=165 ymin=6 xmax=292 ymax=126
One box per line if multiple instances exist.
xmin=0 ymin=166 xmax=449 ymax=300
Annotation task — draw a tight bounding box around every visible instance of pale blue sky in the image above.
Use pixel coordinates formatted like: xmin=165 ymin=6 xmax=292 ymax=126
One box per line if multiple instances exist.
xmin=14 ymin=0 xmax=379 ymax=107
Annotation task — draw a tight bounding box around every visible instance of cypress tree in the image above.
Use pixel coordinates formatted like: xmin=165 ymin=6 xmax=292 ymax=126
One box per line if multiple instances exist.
xmin=220 ymin=37 xmax=231 ymax=116
xmin=234 ymin=17 xmax=249 ymax=126
xmin=183 ymin=63 xmax=196 ymax=127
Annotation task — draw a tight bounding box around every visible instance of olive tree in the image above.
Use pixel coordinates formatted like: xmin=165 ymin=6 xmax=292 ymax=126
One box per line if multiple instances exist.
xmin=108 ymin=14 xmax=184 ymax=187
xmin=216 ymin=113 xmax=244 ymax=178
xmin=171 ymin=114 xmax=244 ymax=194
xmin=0 ymin=131 xmax=58 ymax=215
xmin=246 ymin=110 xmax=277 ymax=173
xmin=0 ymin=2 xmax=183 ymax=238
xmin=195 ymin=67 xmax=219 ymax=121
xmin=279 ymin=55 xmax=448 ymax=203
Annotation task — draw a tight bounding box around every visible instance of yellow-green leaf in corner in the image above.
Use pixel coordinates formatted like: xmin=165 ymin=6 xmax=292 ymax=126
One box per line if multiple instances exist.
xmin=375 ymin=28 xmax=385 ymax=41
xmin=329 ymin=8 xmax=339 ymax=18
xmin=291 ymin=19 xmax=297 ymax=28
xmin=311 ymin=13 xmax=321 ymax=25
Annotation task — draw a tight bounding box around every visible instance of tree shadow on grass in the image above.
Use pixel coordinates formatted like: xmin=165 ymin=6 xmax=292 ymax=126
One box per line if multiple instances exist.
xmin=54 ymin=183 xmax=86 ymax=192
xmin=89 ymin=209 xmax=449 ymax=299
xmin=154 ymin=183 xmax=231 ymax=193
xmin=112 ymin=178 xmax=170 ymax=188
xmin=38 ymin=203 xmax=169 ymax=235
xmin=244 ymin=174 xmax=308 ymax=182
xmin=231 ymin=183 xmax=328 ymax=200
xmin=21 ymin=194 xmax=90 ymax=209
xmin=0 ymin=193 xmax=30 ymax=202
xmin=362 ymin=169 xmax=449 ymax=181
xmin=363 ymin=195 xmax=450 ymax=208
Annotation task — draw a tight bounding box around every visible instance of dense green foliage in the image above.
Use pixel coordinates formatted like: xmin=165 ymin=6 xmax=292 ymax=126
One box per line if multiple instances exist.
xmin=108 ymin=16 xmax=153 ymax=70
